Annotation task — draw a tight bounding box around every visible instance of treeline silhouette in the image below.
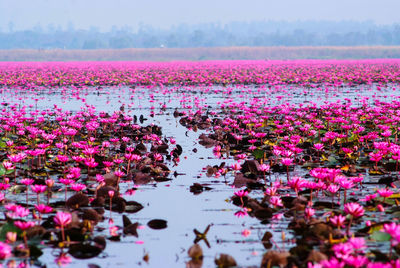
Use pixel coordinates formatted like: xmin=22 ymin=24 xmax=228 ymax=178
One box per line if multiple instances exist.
xmin=1 ymin=20 xmax=400 ymax=49
xmin=2 ymin=47 xmax=400 ymax=61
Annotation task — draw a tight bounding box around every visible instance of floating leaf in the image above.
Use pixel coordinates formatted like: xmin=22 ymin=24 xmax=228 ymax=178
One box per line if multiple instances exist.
xmin=0 ymin=166 xmax=5 ymax=176
xmin=215 ymin=254 xmax=237 ymax=268
xmin=252 ymin=149 xmax=264 ymax=160
xmin=188 ymin=244 xmax=203 ymax=260
xmin=68 ymin=238 xmax=106 ymax=259
xmin=147 ymin=219 xmax=167 ymax=230
xmin=66 ymin=193 xmax=89 ymax=209
xmin=0 ymin=222 xmax=21 ymax=240
xmin=261 ymin=231 xmax=273 ymax=249
xmin=28 ymin=244 xmax=43 ymax=259
xmin=125 ymin=201 xmax=144 ymax=213
xmin=370 ymin=231 xmax=391 ymax=242
xmin=327 ymin=156 xmax=338 ymax=164
xmin=261 ymin=251 xmax=290 ymax=268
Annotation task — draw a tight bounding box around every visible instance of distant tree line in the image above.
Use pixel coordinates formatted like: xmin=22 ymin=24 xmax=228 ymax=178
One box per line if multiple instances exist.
xmin=1 ymin=20 xmax=400 ymax=49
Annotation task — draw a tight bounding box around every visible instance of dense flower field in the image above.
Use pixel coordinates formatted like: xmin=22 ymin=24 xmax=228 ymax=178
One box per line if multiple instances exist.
xmin=0 ymin=60 xmax=400 ymax=267
xmin=0 ymin=59 xmax=400 ymax=88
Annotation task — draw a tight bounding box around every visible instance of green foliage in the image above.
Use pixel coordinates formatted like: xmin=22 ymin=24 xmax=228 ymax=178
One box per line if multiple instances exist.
xmin=0 ymin=222 xmax=21 ymax=240
xmin=252 ymin=149 xmax=264 ymax=159
xmin=370 ymin=230 xmax=392 ymax=242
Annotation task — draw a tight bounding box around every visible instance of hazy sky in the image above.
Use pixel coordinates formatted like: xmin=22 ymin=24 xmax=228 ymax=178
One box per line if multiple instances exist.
xmin=1 ymin=0 xmax=399 ymax=31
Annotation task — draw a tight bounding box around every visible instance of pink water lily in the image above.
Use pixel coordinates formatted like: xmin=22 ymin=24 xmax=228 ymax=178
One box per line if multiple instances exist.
xmin=54 ymin=211 xmax=72 ymax=242
xmin=330 ymin=215 xmax=346 ymax=229
xmin=14 ymin=221 xmax=35 ymax=231
xmin=269 ymin=196 xmax=283 ymax=208
xmin=234 ymin=190 xmax=248 ymax=198
xmin=0 ymin=241 xmax=12 ymax=260
xmin=54 ymin=211 xmax=72 ymax=227
xmin=34 ymin=204 xmax=53 ymax=214
xmin=344 ymin=203 xmax=364 ymax=218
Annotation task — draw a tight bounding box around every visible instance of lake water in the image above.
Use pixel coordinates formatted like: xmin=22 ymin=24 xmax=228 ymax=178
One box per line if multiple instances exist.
xmin=0 ymin=83 xmax=398 ymax=267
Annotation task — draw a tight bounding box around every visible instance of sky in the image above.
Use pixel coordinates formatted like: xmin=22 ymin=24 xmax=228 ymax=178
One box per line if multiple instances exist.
xmin=0 ymin=0 xmax=399 ymax=32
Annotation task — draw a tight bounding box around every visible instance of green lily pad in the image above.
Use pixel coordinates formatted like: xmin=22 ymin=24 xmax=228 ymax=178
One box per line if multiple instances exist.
xmin=370 ymin=230 xmax=391 ymax=242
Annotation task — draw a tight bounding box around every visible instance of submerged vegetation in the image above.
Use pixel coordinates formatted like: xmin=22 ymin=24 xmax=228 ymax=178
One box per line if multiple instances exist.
xmin=0 ymin=60 xmax=400 ymax=267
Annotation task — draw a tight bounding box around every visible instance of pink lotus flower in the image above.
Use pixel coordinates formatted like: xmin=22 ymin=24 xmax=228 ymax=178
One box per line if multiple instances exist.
xmin=288 ymin=176 xmax=307 ymax=193
xmin=7 ymin=153 xmax=27 ymax=163
xmin=338 ymin=178 xmax=353 ymax=189
xmin=327 ymin=184 xmax=339 ymax=194
xmin=2 ymin=161 xmax=14 ymax=170
xmin=20 ymin=178 xmax=34 ymax=186
xmin=259 ymin=164 xmax=270 ymax=172
xmin=254 ymin=132 xmax=267 ymax=139
xmin=331 ymin=243 xmax=353 ymax=259
xmin=330 ymin=215 xmax=346 ymax=229
xmin=361 ymin=193 xmax=377 ymax=202
xmin=230 ymin=162 xmax=241 ymax=171
xmin=235 ymin=153 xmax=247 ymax=160
xmin=344 ymin=202 xmax=364 ymax=218
xmin=320 ymin=258 xmax=344 ymax=268
xmin=55 ymin=252 xmax=71 ymax=266
xmin=54 ymin=211 xmax=72 ymax=227
xmin=45 ymin=179 xmax=55 ymax=187
xmin=114 ymin=170 xmax=125 ymax=178
xmin=313 ymin=143 xmax=324 ymax=150
xmin=34 ymin=204 xmax=53 ymax=214
xmin=0 ymin=182 xmax=9 ymax=191
xmin=281 ymin=158 xmax=293 ymax=166
xmin=82 ymin=147 xmax=98 ymax=156
xmin=347 ymin=237 xmax=366 ymax=251
xmin=304 ymin=207 xmax=315 ymax=219
xmin=153 ymin=153 xmax=163 ymax=162
xmin=56 ymin=155 xmax=69 ymax=162
xmin=109 ymin=225 xmax=119 ymax=236
xmin=68 ymin=167 xmax=81 ymax=179
xmin=84 ymin=158 xmax=98 ymax=168
xmin=6 ymin=232 xmax=17 ymax=243
xmin=265 ymin=187 xmax=278 ymax=196
xmin=14 ymin=220 xmax=35 ymax=230
xmin=72 ymin=156 xmax=85 ymax=162
xmin=70 ymin=183 xmax=86 ymax=192
xmin=102 ymin=141 xmax=111 ymax=148
xmin=95 ymin=174 xmax=105 ymax=182
xmin=382 ymin=222 xmax=400 ymax=245
xmin=31 ymin=184 xmax=46 ymax=193
xmin=108 ymin=190 xmax=115 ymax=198
xmin=369 ymin=152 xmax=383 ymax=165
xmin=59 ymin=178 xmax=74 ymax=186
xmin=377 ymin=188 xmax=393 ymax=198
xmin=234 ymin=190 xmax=248 ymax=198
xmin=6 ymin=204 xmax=29 ymax=218
xmin=0 ymin=241 xmax=12 ymax=260
xmin=103 ymin=161 xmax=114 ymax=168
xmin=342 ymin=147 xmax=353 ymax=155
xmin=213 ymin=145 xmax=222 ymax=152
xmin=344 ymin=255 xmax=369 ymax=268
xmin=5 ymin=140 xmax=13 ymax=147
xmin=269 ymin=196 xmax=283 ymax=207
